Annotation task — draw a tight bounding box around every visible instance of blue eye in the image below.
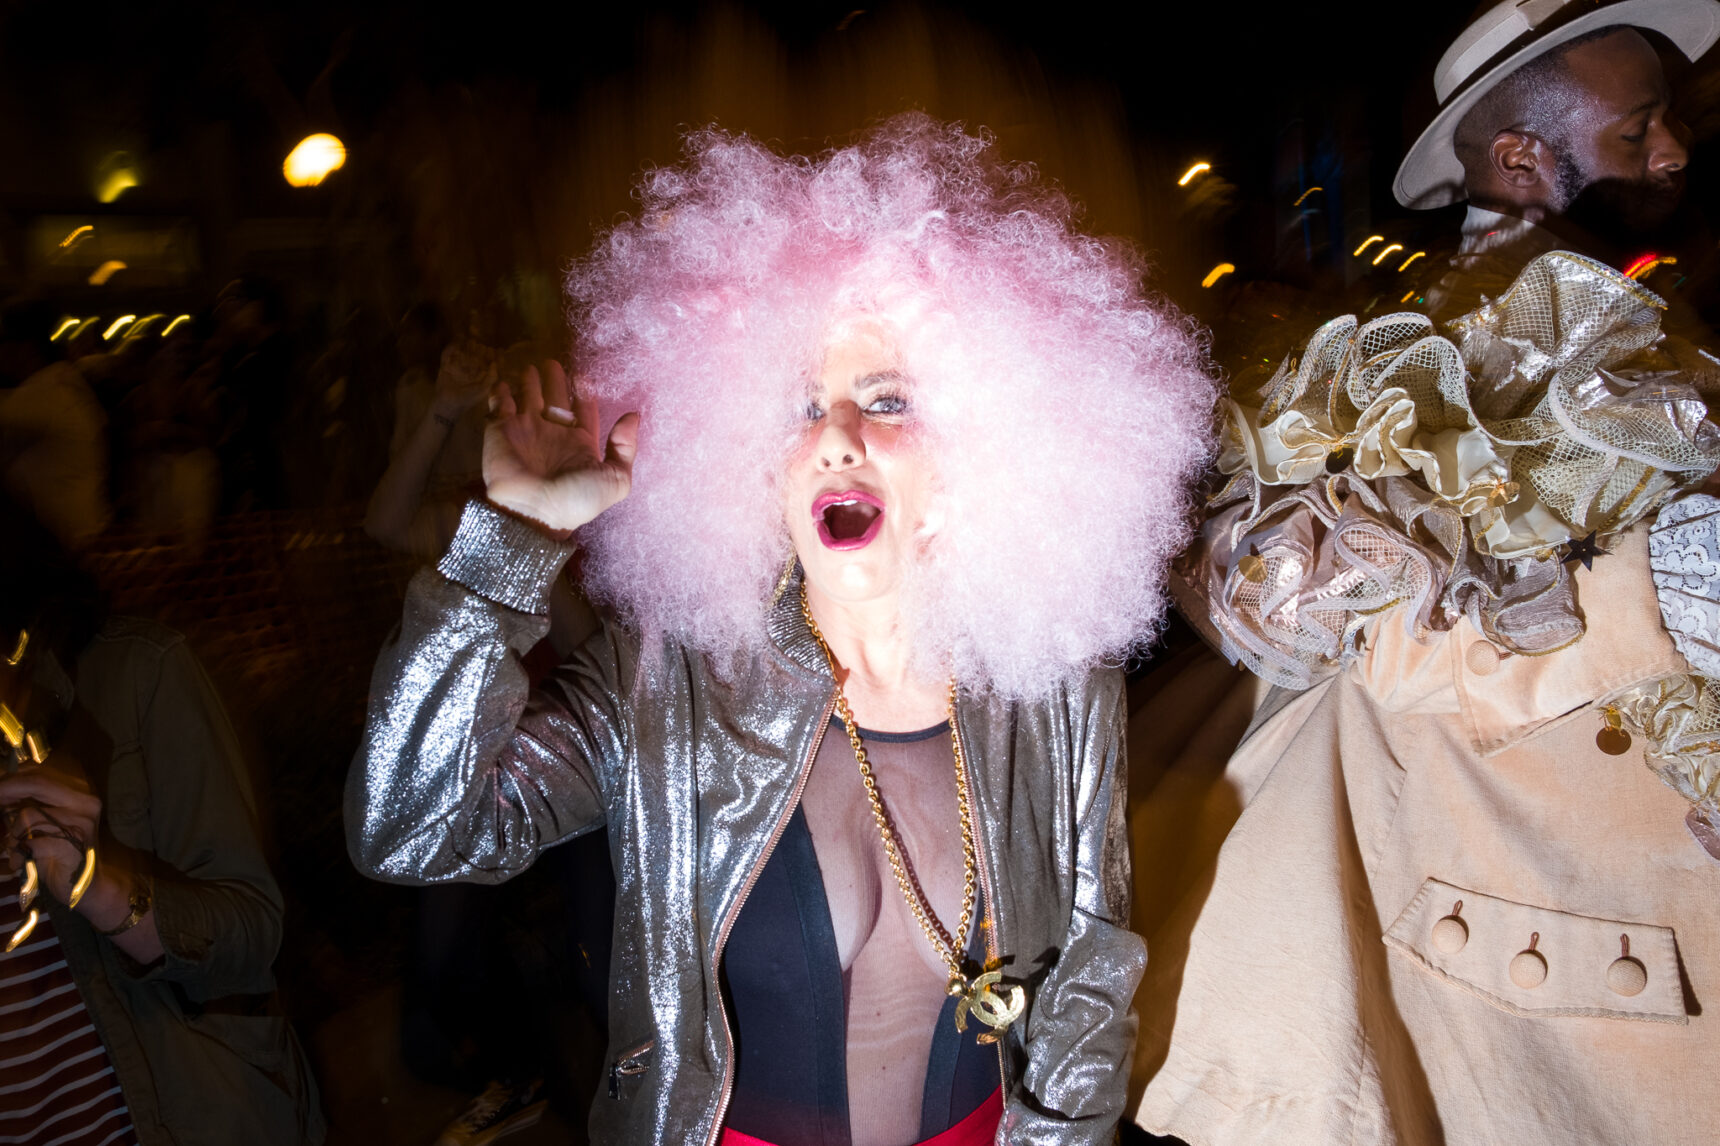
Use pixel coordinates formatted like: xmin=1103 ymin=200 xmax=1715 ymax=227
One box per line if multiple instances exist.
xmin=866 ymin=393 xmax=908 ymax=416
xmin=805 ymin=401 xmax=824 ymax=421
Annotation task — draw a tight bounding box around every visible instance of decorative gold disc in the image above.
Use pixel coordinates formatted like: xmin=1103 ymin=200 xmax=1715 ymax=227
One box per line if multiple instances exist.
xmin=1237 ymin=554 xmax=1267 ymax=584
xmin=1596 ymin=726 xmax=1632 ymax=755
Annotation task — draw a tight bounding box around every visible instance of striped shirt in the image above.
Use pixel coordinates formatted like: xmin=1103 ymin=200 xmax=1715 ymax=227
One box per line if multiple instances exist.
xmin=1 ymin=871 xmax=137 ymax=1146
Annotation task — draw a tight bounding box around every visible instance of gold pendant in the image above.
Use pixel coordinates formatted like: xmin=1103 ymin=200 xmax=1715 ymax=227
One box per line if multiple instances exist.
xmin=1596 ymin=726 xmax=1632 ymax=755
xmin=952 ymin=967 xmax=1026 ymax=1043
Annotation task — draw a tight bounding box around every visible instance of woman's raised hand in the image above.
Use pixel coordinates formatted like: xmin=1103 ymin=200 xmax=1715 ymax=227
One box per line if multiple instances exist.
xmin=432 ymin=339 xmax=498 ymax=417
xmin=483 ymin=360 xmax=639 ymax=533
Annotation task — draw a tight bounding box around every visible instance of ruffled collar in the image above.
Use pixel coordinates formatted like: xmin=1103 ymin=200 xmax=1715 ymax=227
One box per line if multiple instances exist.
xmin=1183 ymin=250 xmax=1720 ymax=691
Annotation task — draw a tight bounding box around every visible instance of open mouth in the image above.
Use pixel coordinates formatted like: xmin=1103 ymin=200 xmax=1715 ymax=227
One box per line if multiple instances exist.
xmin=813 ymin=490 xmax=885 ymax=550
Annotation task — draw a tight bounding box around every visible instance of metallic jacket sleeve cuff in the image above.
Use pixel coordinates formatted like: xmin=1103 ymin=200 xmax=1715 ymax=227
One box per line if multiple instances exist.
xmin=436 ymin=499 xmax=575 ymax=616
xmin=1650 ymin=492 xmax=1720 ymax=678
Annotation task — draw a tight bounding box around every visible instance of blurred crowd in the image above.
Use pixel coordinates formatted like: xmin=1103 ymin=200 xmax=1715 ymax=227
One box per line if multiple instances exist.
xmin=0 ymin=280 xmax=612 ymax=1146
xmin=1 ymin=281 xmax=402 ymax=555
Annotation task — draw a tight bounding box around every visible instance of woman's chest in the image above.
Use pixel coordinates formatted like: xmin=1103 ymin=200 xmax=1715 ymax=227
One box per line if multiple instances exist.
xmin=798 ymin=719 xmax=971 ymax=975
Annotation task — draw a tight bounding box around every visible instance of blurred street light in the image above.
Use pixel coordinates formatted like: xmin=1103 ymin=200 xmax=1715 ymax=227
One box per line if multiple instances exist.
xmin=1353 ymin=235 xmax=1384 ymax=257
xmin=96 ymin=170 xmax=137 ymax=203
xmin=1201 ymin=262 xmax=1236 ymax=288
xmin=1624 ymin=252 xmax=1676 ymax=280
xmin=283 ymin=133 xmax=347 ymax=187
xmin=1398 ymin=251 xmax=1426 ymax=272
xmin=161 ymin=315 xmax=192 ymax=336
xmin=1371 ymin=242 xmax=1404 ymax=267
xmin=59 ymin=226 xmax=93 ymax=249
xmin=1177 ymin=162 xmax=1211 ymax=187
xmin=1293 ymin=187 xmax=1323 ymax=207
xmin=88 ymin=260 xmax=126 ymax=286
xmin=50 ymin=318 xmax=79 ymax=341
xmin=1400 ymin=289 xmax=1417 ymax=303
xmin=95 ymin=153 xmax=139 ymax=203
xmin=102 ymin=315 xmax=137 ymax=340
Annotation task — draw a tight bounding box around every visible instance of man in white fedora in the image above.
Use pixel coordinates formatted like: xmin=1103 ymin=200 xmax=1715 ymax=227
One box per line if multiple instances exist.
xmin=1402 ymin=0 xmax=1720 ymax=317
xmin=1128 ymin=2 xmax=1720 ymax=1142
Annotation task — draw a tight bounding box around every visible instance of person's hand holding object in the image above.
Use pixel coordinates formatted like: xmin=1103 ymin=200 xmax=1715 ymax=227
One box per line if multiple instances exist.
xmin=1 ymin=760 xmax=163 ymax=959
xmin=0 ymin=762 xmax=101 ymax=906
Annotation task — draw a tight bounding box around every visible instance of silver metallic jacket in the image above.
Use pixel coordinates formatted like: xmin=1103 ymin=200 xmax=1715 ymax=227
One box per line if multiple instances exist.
xmin=346 ymin=501 xmax=1146 ymax=1143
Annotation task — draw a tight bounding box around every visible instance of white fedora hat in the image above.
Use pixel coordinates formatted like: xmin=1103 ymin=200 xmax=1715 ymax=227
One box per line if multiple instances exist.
xmin=1395 ymin=0 xmax=1720 ymax=208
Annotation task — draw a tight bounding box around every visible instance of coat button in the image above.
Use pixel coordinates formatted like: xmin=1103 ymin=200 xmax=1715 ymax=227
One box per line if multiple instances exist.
xmin=1465 ymin=641 xmax=1501 ymax=675
xmin=1607 ymin=957 xmax=1647 ymax=997
xmin=1607 ymin=935 xmax=1647 ymax=997
xmin=1509 ymin=932 xmax=1547 ymax=989
xmin=1432 ymin=916 xmax=1468 ymax=953
xmin=1510 ymin=950 xmax=1548 ymax=988
xmin=1431 ymin=900 xmax=1468 ymax=953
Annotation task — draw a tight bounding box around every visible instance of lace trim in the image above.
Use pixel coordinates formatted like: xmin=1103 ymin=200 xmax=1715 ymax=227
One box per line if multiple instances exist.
xmin=1649 ymin=493 xmax=1720 ymax=678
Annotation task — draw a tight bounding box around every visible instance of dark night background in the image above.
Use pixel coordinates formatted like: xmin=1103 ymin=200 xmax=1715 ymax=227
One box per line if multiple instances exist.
xmin=5 ymin=2 xmax=1719 ymax=1142
xmin=0 ymin=2 xmax=1564 ymax=329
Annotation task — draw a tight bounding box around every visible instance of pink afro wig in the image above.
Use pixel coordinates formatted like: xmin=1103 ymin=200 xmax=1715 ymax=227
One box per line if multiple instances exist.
xmin=568 ymin=113 xmax=1217 ymax=699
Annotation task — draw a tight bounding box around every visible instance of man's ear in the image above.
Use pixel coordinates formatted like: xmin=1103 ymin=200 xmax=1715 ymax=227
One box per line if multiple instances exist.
xmin=1490 ymin=129 xmax=1560 ymax=204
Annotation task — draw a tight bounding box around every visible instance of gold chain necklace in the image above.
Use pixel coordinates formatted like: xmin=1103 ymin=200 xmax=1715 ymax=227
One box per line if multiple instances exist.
xmin=799 ymin=586 xmax=1025 ymax=1041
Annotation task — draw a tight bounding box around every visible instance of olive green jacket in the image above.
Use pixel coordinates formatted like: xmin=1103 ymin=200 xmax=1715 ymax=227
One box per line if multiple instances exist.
xmin=43 ymin=618 xmax=324 ymax=1146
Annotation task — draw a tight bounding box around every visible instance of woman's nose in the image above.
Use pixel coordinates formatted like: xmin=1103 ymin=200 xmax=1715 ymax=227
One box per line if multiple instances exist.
xmin=817 ymin=402 xmax=866 ymax=471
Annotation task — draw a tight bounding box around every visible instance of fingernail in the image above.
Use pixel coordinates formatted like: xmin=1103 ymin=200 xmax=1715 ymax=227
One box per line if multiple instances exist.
xmin=543 ymin=407 xmax=576 ymax=425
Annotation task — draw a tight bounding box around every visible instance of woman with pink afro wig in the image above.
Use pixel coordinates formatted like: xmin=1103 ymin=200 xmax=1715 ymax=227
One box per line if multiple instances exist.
xmin=570 ymin=114 xmax=1214 ymax=694
xmin=349 ymin=113 xmax=1216 ymax=1146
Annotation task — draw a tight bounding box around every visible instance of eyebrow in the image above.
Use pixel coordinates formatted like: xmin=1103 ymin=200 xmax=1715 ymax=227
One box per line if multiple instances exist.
xmin=854 ymin=370 xmax=907 ymax=389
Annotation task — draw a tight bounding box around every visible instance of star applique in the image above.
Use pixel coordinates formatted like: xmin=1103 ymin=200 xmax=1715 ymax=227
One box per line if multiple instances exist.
xmin=1562 ymin=531 xmax=1610 ymax=571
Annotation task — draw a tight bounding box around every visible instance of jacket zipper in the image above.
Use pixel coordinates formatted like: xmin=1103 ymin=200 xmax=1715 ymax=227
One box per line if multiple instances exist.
xmin=704 ymin=691 xmax=837 ymax=1146
xmin=951 ymin=696 xmax=1008 ymax=1095
xmin=608 ymin=1037 xmax=656 ymax=1098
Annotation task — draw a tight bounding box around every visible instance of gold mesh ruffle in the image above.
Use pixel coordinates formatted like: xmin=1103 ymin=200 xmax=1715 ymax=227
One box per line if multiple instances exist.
xmin=1609 ymin=674 xmax=1720 ymax=840
xmin=1451 ymin=254 xmax=1716 ymax=548
xmin=1186 ymin=251 xmax=1720 ymax=690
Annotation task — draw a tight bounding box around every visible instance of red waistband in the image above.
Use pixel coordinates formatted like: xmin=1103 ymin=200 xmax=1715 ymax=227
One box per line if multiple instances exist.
xmin=720 ymin=1085 xmax=1002 ymax=1146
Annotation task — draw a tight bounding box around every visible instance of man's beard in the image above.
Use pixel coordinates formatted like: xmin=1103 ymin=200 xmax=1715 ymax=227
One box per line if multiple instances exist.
xmin=1554 ymin=152 xmax=1689 ymax=253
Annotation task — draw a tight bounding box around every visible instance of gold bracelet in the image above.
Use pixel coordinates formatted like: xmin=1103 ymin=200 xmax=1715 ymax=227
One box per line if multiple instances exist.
xmin=98 ymin=877 xmax=153 ymax=938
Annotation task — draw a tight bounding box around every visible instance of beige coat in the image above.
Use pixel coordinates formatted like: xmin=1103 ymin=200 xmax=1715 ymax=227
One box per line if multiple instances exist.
xmin=1129 ymin=520 xmax=1720 ymax=1144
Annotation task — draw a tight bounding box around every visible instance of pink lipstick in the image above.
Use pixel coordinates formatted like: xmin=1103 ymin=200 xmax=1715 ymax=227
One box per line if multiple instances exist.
xmin=813 ymin=490 xmax=885 ymax=550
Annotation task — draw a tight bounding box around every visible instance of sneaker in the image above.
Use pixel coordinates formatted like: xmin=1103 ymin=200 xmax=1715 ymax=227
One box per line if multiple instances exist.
xmin=432 ymin=1078 xmax=548 ymax=1146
